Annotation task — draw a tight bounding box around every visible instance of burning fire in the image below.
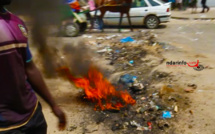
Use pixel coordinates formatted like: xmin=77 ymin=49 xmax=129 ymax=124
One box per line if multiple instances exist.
xmin=58 ymin=66 xmax=136 ymax=110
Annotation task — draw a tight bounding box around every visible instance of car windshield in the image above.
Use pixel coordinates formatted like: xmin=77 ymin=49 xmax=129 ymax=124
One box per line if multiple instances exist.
xmin=148 ymin=0 xmax=160 ymax=6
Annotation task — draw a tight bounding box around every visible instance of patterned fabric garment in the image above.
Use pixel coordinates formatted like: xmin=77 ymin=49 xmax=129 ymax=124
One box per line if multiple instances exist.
xmin=88 ymin=0 xmax=96 ymax=10
xmin=67 ymin=0 xmax=81 ymax=12
xmin=0 ymin=10 xmax=37 ymax=131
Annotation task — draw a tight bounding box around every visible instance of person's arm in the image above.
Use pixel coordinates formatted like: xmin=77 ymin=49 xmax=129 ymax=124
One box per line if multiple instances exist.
xmin=25 ymin=60 xmax=66 ymax=130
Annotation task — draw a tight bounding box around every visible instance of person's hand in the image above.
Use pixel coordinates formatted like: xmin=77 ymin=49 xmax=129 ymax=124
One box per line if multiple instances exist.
xmin=52 ymin=105 xmax=67 ymax=131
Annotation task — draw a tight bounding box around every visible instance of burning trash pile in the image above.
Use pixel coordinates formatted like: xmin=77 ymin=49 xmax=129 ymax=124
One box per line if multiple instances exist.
xmin=58 ymin=66 xmax=136 ymax=111
xmin=52 ymin=31 xmax=190 ymax=133
xmin=67 ymin=31 xmax=189 ymax=133
xmin=89 ymin=73 xmax=190 ymax=134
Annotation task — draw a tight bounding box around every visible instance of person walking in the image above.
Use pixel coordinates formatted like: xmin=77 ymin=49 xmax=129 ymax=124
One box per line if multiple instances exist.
xmin=190 ymin=0 xmax=198 ymax=13
xmin=176 ymin=0 xmax=183 ymax=10
xmin=79 ymin=0 xmax=96 ymax=30
xmin=182 ymin=0 xmax=189 ymax=10
xmin=201 ymin=0 xmax=209 ymax=13
xmin=0 ymin=0 xmax=66 ymax=133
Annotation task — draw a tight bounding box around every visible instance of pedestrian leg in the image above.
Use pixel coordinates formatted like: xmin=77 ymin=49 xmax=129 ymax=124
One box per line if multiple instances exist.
xmin=201 ymin=0 xmax=206 ymax=13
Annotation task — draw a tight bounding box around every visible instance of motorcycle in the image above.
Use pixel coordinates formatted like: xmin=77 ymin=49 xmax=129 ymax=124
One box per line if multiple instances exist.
xmin=60 ymin=4 xmax=88 ymax=37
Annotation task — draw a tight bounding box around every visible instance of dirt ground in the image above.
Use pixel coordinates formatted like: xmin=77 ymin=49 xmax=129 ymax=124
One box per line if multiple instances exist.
xmin=156 ymin=49 xmax=215 ymax=134
xmin=155 ymin=19 xmax=215 ymax=134
xmin=31 ymin=19 xmax=215 ymax=134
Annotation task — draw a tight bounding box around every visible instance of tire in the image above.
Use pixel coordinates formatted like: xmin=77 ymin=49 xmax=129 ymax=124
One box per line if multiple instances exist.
xmin=94 ymin=17 xmax=104 ymax=30
xmin=93 ymin=18 xmax=100 ymax=29
xmin=64 ymin=22 xmax=80 ymax=37
xmin=79 ymin=22 xmax=87 ymax=33
xmin=145 ymin=15 xmax=159 ymax=29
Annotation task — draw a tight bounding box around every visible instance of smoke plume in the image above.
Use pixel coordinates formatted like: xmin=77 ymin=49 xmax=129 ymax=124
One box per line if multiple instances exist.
xmin=8 ymin=0 xmax=64 ymax=77
xmin=8 ymin=0 xmax=103 ymax=78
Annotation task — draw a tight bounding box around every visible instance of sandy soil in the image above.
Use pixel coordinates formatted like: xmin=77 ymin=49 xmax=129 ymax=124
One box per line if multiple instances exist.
xmin=158 ymin=46 xmax=215 ymax=134
xmin=154 ymin=19 xmax=215 ymax=134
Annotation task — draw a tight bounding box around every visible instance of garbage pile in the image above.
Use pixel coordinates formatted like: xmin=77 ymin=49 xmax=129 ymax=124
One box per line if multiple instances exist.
xmin=93 ymin=31 xmax=167 ymax=72
xmin=90 ymin=74 xmax=190 ymax=134
xmin=78 ymin=31 xmax=190 ymax=133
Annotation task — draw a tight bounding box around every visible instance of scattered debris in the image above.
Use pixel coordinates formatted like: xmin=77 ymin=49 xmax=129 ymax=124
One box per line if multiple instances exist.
xmin=120 ymin=36 xmax=135 ymax=43
xmin=147 ymin=122 xmax=152 ymax=131
xmin=174 ymin=105 xmax=178 ymax=112
xmin=63 ymin=31 xmax=191 ymax=134
xmin=187 ymin=83 xmax=197 ymax=89
xmin=130 ymin=120 xmax=141 ymax=127
xmin=97 ymin=47 xmax=112 ymax=53
xmin=189 ymin=110 xmax=194 ymax=115
xmin=162 ymin=111 xmax=172 ymax=119
xmin=137 ymin=126 xmax=148 ymax=131
xmin=68 ymin=125 xmax=77 ymax=131
xmin=119 ymin=74 xmax=137 ymax=87
xmin=129 ymin=60 xmax=134 ymax=64
xmin=140 ymin=97 xmax=146 ymax=100
xmin=184 ymin=88 xmax=195 ymax=93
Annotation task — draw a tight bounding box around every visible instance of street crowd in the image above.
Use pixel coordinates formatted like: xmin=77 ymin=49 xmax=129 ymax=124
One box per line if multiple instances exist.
xmin=163 ymin=0 xmax=210 ymax=13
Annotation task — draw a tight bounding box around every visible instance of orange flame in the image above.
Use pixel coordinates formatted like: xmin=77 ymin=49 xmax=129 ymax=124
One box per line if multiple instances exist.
xmin=58 ymin=66 xmax=136 ymax=110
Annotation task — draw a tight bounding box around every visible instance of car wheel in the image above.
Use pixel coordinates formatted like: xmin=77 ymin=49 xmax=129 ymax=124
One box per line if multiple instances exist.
xmin=64 ymin=22 xmax=80 ymax=37
xmin=145 ymin=15 xmax=159 ymax=29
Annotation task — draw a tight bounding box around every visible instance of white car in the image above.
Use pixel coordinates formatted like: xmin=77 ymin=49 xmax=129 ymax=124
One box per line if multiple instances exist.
xmin=92 ymin=0 xmax=171 ymax=29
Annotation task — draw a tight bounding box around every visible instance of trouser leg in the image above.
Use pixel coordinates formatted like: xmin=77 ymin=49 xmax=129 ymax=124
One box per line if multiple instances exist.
xmin=201 ymin=0 xmax=207 ymax=12
xmin=0 ymin=130 xmax=24 ymax=134
xmin=0 ymin=103 xmax=47 ymax=134
xmin=86 ymin=12 xmax=94 ymax=29
xmin=24 ymin=103 xmax=47 ymax=134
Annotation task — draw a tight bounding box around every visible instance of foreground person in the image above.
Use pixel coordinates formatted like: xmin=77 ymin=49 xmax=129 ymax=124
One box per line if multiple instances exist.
xmin=0 ymin=0 xmax=66 ymax=133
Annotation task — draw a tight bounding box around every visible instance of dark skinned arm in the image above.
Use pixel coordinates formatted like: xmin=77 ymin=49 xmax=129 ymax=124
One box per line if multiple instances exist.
xmin=25 ymin=60 xmax=66 ymax=130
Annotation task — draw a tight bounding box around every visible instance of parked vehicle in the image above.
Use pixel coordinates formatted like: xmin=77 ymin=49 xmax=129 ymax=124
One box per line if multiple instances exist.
xmin=60 ymin=4 xmax=88 ymax=37
xmin=91 ymin=0 xmax=171 ymax=29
